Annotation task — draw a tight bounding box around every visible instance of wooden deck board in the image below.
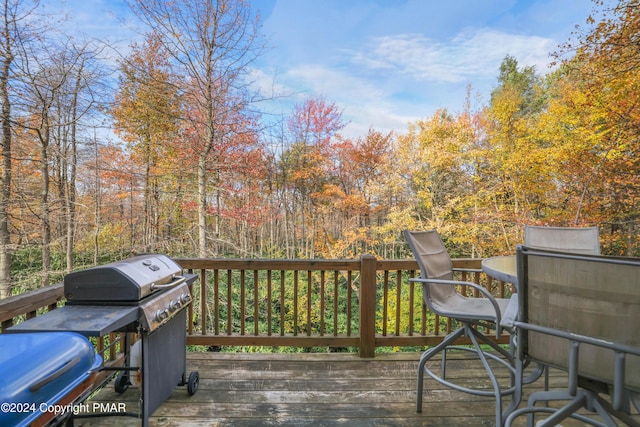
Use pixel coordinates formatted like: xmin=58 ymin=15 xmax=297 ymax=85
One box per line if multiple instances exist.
xmin=71 ymin=351 xmax=639 ymax=427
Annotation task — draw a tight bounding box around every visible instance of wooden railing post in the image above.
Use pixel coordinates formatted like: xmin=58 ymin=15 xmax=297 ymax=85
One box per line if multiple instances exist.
xmin=359 ymin=254 xmax=377 ymax=358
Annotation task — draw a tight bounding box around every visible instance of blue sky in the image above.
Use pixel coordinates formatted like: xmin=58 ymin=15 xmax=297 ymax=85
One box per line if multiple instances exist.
xmin=47 ymin=0 xmax=602 ymax=138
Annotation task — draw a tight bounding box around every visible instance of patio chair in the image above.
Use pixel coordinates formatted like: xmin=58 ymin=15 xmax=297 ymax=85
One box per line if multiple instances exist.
xmin=524 ymin=225 xmax=600 ymax=255
xmin=522 ymin=225 xmax=601 ymax=388
xmin=404 ymin=229 xmax=515 ymax=425
xmin=505 ymin=246 xmax=640 ymax=426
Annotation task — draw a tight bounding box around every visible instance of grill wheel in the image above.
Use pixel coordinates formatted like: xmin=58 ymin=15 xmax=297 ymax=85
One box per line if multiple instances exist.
xmin=114 ymin=372 xmax=129 ymax=393
xmin=187 ymin=371 xmax=199 ymax=395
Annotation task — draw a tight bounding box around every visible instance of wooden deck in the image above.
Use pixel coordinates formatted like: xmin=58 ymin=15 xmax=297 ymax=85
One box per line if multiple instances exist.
xmin=72 ymin=351 xmax=640 ymax=427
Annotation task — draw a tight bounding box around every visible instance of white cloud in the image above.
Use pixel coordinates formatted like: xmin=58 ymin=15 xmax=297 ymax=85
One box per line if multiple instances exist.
xmin=352 ymin=29 xmax=557 ymax=83
xmin=255 ymin=12 xmax=573 ymax=140
xmin=287 ymin=66 xmax=385 ymax=101
xmin=283 ymin=66 xmax=402 ymax=136
xmin=261 ymin=28 xmax=559 ymax=138
xmin=269 ymin=65 xmax=423 ymax=138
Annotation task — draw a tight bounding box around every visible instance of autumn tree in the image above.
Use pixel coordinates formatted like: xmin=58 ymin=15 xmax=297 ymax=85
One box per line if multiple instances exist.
xmin=128 ymin=0 xmax=265 ymax=257
xmin=280 ymin=96 xmax=345 ymax=257
xmin=479 ymin=56 xmax=552 ymax=247
xmin=176 ymin=88 xmax=266 ymax=256
xmin=10 ymin=12 xmax=99 ymax=286
xmin=112 ymin=32 xmax=181 ymax=252
xmin=329 ymin=129 xmax=393 ymax=258
xmin=550 ymin=0 xmax=640 ymax=254
xmin=0 ymin=0 xmax=41 ymax=296
xmin=393 ymin=108 xmax=486 ymax=255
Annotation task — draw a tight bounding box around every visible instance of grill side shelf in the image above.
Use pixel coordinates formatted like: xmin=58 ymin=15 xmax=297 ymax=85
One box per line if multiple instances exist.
xmin=5 ymin=305 xmax=140 ymax=337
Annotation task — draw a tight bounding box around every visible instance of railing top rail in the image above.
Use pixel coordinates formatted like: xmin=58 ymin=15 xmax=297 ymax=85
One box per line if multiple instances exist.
xmin=0 ymin=282 xmax=64 ymax=323
xmin=175 ymin=258 xmax=480 ymax=270
xmin=175 ymin=258 xmax=363 ymax=271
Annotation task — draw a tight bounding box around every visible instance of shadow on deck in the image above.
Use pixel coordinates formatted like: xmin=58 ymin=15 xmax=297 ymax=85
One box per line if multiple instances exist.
xmin=72 ymin=351 xmax=640 ymax=427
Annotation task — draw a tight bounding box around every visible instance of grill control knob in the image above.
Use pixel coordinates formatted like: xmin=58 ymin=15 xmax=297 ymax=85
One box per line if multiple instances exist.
xmin=180 ymin=294 xmax=191 ymax=304
xmin=169 ymin=300 xmax=181 ymax=312
xmin=155 ymin=309 xmax=169 ymax=322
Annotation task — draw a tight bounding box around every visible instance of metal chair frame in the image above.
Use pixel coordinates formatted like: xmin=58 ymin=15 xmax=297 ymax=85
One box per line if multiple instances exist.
xmin=404 ymin=229 xmax=515 ymax=425
xmin=505 ymin=246 xmax=640 ymax=427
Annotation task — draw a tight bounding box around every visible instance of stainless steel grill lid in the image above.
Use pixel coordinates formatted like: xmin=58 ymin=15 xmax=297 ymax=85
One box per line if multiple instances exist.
xmin=64 ymin=254 xmax=183 ymax=302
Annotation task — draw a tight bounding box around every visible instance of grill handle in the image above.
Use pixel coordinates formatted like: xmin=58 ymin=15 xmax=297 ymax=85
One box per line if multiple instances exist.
xmin=29 ymin=357 xmax=81 ymax=392
xmin=150 ymin=275 xmax=186 ymax=291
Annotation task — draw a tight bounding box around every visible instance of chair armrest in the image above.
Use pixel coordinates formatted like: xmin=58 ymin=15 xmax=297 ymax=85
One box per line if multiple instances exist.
xmin=500 ymin=294 xmax=519 ymax=330
xmin=409 ymin=277 xmax=504 ymax=337
xmin=453 ymin=267 xmax=483 ymax=274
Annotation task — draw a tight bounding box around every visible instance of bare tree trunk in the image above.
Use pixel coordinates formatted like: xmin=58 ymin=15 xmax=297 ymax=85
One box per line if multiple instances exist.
xmin=93 ymin=135 xmax=100 ymax=264
xmin=152 ymin=177 xmax=160 ymax=251
xmin=142 ymin=139 xmax=161 ymax=252
xmin=38 ymin=114 xmax=51 ymax=287
xmin=0 ymin=2 xmax=12 ymax=297
xmin=143 ymin=156 xmax=151 ymax=251
xmin=66 ymin=74 xmax=79 ymax=273
xmin=38 ymin=103 xmax=53 ymax=285
xmin=198 ymin=153 xmax=208 ymax=258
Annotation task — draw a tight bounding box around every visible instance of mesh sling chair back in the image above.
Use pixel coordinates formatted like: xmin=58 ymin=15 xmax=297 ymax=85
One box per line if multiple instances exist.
xmin=404 ymin=229 xmax=515 ymax=425
xmin=505 ymin=246 xmax=640 ymax=426
xmin=524 ymin=225 xmax=600 ymax=255
xmin=522 ymin=225 xmax=601 ymax=394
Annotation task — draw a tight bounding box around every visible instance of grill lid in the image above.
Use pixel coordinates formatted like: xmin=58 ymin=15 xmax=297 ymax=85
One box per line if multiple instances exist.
xmin=64 ymin=254 xmax=183 ymax=302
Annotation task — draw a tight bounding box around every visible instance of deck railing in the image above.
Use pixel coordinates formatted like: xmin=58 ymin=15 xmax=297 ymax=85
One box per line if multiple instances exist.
xmin=0 ymin=256 xmax=512 ymax=358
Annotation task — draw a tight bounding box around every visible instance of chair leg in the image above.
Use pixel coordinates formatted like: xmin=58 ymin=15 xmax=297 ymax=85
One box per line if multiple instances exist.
xmin=416 ymin=323 xmax=516 ymax=423
xmin=503 ymin=355 xmax=525 ymax=426
xmin=467 ymin=325 xmax=505 ymax=426
xmin=416 ymin=327 xmax=466 ymax=413
xmin=441 ymin=347 xmax=447 ymax=379
xmin=520 ymin=389 xmax=621 ymax=427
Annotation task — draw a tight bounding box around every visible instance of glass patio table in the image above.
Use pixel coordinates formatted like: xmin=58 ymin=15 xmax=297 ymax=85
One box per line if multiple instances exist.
xmin=481 ymin=255 xmax=517 ymax=287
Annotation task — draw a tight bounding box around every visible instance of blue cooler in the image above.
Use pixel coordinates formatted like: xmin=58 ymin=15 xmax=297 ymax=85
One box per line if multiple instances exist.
xmin=0 ymin=332 xmax=102 ymax=427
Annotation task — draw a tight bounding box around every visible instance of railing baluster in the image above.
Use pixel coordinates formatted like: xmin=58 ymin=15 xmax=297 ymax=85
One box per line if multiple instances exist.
xmin=213 ymin=269 xmax=219 ymax=335
xmin=346 ymin=270 xmax=352 ymax=336
xmin=306 ymin=270 xmax=312 ymax=336
xmin=200 ymin=268 xmax=208 ymax=335
xmin=254 ymin=270 xmax=259 ymax=335
xmin=267 ymin=270 xmax=272 ymax=336
xmin=333 ymin=271 xmax=339 ymax=337
xmin=226 ymin=270 xmax=232 ymax=335
xmin=320 ymin=270 xmax=325 ymax=336
xmin=240 ymin=270 xmax=246 ymax=336
xmin=293 ymin=270 xmax=298 ymax=336
xmin=382 ymin=270 xmax=389 ymax=336
xmin=395 ymin=271 xmax=401 ymax=336
xmin=408 ymin=270 xmax=414 ymax=336
xmin=280 ymin=270 xmax=285 ymax=336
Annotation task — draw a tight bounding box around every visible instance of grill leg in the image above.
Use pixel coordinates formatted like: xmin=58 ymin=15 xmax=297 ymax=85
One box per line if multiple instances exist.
xmin=141 ymin=331 xmax=149 ymax=427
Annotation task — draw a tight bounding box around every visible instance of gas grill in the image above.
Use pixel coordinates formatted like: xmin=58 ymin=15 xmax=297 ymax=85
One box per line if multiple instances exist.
xmin=64 ymin=254 xmax=194 ymax=333
xmin=8 ymin=254 xmax=199 ymax=427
